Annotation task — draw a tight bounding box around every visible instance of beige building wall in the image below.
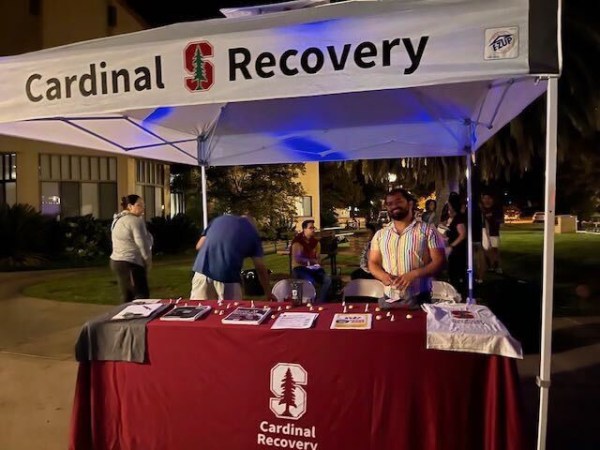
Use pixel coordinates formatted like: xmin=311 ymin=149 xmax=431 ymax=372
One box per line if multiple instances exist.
xmin=0 ymin=0 xmax=42 ymax=55
xmin=42 ymin=0 xmax=145 ymax=48
xmin=0 ymin=0 xmax=172 ymax=218
xmin=295 ymin=162 xmax=321 ymax=230
xmin=0 ymin=2 xmax=313 ymax=223
xmin=1 ymin=135 xmax=168 ymax=216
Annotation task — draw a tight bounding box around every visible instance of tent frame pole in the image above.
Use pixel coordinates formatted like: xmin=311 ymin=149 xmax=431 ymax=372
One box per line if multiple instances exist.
xmin=197 ymin=136 xmax=209 ymax=229
xmin=536 ymin=76 xmax=558 ymax=450
xmin=465 ymin=151 xmax=474 ymax=304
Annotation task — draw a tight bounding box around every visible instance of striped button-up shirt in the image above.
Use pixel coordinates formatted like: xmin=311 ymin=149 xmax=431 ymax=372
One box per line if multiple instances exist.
xmin=371 ymin=220 xmax=445 ymax=300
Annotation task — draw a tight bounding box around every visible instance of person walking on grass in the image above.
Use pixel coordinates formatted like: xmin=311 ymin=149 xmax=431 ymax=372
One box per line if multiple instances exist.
xmin=110 ymin=195 xmax=153 ymax=302
xmin=481 ymin=192 xmax=504 ymax=274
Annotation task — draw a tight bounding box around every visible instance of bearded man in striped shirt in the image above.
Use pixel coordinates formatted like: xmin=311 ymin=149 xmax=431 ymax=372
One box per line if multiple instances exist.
xmin=368 ymin=188 xmax=446 ymax=306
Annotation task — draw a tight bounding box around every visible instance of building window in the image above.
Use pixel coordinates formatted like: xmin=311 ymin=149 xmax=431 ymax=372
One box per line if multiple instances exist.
xmin=39 ymin=154 xmax=117 ymax=220
xmin=0 ymin=153 xmax=17 ymax=206
xmin=136 ymin=160 xmax=165 ymax=218
xmin=295 ymin=196 xmax=313 ymax=217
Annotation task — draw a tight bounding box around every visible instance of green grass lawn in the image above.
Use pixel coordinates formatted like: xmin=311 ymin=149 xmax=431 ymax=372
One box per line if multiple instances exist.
xmin=22 ymin=224 xmax=600 ymax=315
xmin=22 ymin=252 xmax=361 ymax=305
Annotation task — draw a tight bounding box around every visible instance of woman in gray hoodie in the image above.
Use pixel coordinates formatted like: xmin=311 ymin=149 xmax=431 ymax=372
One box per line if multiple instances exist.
xmin=110 ymin=195 xmax=153 ymax=302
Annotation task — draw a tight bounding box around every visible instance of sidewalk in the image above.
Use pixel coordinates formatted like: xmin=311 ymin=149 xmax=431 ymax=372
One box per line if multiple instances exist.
xmin=0 ymin=269 xmax=599 ymax=450
xmin=0 ymin=270 xmax=113 ymax=450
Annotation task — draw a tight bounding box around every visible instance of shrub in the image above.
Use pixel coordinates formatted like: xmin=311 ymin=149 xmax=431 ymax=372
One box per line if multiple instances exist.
xmin=61 ymin=215 xmax=111 ymax=260
xmin=0 ymin=204 xmax=57 ymax=268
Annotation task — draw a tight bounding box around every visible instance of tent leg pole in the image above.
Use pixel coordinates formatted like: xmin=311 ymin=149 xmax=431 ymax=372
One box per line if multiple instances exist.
xmin=201 ymin=164 xmax=208 ymax=229
xmin=537 ymin=77 xmax=558 ymax=450
xmin=466 ymin=152 xmax=474 ymax=304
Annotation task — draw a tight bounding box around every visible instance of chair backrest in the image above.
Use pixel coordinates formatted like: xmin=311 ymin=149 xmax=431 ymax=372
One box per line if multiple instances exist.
xmin=271 ymin=279 xmax=317 ymax=303
xmin=431 ymin=280 xmax=462 ymax=303
xmin=342 ymin=279 xmax=385 ymax=301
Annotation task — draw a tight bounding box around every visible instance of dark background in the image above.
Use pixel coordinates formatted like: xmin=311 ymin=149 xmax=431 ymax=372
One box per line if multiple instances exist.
xmin=124 ymin=0 xmax=293 ymax=26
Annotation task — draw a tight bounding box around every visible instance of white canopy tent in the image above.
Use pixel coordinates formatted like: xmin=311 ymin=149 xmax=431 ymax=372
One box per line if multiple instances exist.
xmin=0 ymin=1 xmax=560 ymax=448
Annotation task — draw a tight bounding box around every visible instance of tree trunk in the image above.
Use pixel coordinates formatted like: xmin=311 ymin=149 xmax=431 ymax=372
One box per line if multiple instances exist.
xmin=435 ymin=160 xmax=460 ymax=205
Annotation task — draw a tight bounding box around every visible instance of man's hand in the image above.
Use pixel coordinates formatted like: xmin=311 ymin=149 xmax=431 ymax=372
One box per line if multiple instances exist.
xmin=392 ymin=270 xmax=419 ymax=290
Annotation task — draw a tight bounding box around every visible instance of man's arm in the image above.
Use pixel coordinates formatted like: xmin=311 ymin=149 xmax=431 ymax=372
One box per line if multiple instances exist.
xmin=292 ymin=242 xmax=310 ymax=266
xmin=368 ymin=248 xmax=395 ymax=286
xmin=195 ymin=236 xmax=206 ymax=251
xmin=395 ymin=248 xmax=445 ymax=290
xmin=252 ymin=257 xmax=273 ymax=301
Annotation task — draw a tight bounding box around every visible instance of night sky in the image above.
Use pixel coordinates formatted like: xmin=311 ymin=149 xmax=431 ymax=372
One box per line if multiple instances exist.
xmin=124 ymin=0 xmax=290 ymax=26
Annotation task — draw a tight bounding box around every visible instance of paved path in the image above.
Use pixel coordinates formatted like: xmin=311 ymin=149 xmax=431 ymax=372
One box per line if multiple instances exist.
xmin=0 ymin=270 xmax=598 ymax=450
xmin=0 ymin=270 xmax=112 ymax=450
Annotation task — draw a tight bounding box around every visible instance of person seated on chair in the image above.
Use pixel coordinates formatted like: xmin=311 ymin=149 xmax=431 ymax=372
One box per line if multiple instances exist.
xmin=368 ymin=188 xmax=446 ymax=307
xmin=291 ymin=220 xmax=332 ymax=302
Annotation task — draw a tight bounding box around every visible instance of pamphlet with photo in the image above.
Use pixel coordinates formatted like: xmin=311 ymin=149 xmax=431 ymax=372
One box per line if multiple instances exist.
xmin=160 ymin=305 xmax=212 ymax=321
xmin=222 ymin=307 xmax=272 ymax=325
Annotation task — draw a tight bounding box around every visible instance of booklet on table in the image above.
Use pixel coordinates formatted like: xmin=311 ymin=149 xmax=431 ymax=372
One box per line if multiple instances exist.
xmin=111 ymin=303 xmax=165 ymax=320
xmin=222 ymin=307 xmax=272 ymax=325
xmin=160 ymin=305 xmax=212 ymax=321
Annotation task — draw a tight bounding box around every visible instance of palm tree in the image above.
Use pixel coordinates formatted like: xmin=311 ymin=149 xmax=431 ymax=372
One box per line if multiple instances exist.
xmin=352 ymin=0 xmax=599 ymax=207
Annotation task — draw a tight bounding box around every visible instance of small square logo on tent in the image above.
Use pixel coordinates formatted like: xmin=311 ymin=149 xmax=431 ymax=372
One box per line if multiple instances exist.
xmin=484 ymin=27 xmax=518 ymax=60
xmin=184 ymin=41 xmax=214 ymax=92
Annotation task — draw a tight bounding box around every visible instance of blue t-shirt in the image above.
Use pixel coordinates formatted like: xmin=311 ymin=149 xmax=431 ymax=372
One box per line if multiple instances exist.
xmin=192 ymin=215 xmax=263 ymax=283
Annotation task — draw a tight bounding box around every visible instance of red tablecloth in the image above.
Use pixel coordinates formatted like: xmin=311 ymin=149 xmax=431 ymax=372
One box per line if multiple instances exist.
xmin=69 ymin=301 xmax=529 ymax=450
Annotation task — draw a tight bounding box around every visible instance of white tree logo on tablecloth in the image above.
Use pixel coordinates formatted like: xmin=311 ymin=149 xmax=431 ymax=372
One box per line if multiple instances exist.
xmin=269 ymin=363 xmax=307 ymax=420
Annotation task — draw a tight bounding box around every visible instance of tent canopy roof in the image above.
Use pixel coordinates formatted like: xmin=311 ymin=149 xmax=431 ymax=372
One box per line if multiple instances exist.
xmin=0 ymin=0 xmax=559 ymax=165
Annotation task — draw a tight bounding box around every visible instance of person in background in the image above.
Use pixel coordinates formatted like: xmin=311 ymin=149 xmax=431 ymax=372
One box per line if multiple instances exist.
xmin=291 ymin=219 xmax=332 ymax=302
xmin=110 ymin=194 xmax=153 ymax=302
xmin=368 ymin=188 xmax=446 ymax=306
xmin=191 ymin=214 xmax=271 ymax=301
xmin=446 ymin=194 xmax=468 ymax=294
xmin=481 ymin=192 xmax=504 ymax=274
xmin=350 ymin=222 xmax=379 ymax=280
xmin=421 ymin=199 xmax=438 ymax=225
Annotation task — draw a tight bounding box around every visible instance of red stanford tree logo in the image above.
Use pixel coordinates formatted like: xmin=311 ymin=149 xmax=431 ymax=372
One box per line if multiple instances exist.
xmin=269 ymin=363 xmax=307 ymax=420
xmin=184 ymin=41 xmax=214 ymax=92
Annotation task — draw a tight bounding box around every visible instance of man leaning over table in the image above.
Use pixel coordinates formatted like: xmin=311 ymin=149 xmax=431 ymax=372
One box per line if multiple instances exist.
xmin=190 ymin=214 xmax=271 ymax=301
xmin=368 ymin=188 xmax=446 ymax=306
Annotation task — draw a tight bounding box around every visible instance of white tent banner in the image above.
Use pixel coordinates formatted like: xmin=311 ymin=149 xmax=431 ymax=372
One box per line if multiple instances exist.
xmin=0 ymin=0 xmax=531 ymax=123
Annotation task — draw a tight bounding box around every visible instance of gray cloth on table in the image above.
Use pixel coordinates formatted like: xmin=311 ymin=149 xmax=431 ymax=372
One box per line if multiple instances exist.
xmin=75 ymin=303 xmax=168 ymax=363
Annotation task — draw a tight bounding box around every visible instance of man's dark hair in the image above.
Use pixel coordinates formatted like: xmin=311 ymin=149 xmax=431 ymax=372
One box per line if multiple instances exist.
xmin=386 ymin=188 xmax=415 ymax=204
xmin=301 ymin=219 xmax=315 ymax=229
xmin=448 ymin=194 xmax=463 ymax=213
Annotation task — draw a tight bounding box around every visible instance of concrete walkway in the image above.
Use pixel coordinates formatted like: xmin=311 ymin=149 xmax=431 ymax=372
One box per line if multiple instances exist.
xmin=0 ymin=270 xmax=599 ymax=450
xmin=0 ymin=271 xmax=112 ymax=450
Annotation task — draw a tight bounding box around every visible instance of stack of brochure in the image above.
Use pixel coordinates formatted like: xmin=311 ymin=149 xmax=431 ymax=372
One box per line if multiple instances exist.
xmin=222 ymin=307 xmax=272 ymax=325
xmin=330 ymin=313 xmax=372 ymax=330
xmin=160 ymin=305 xmax=212 ymax=321
xmin=271 ymin=312 xmax=319 ymax=329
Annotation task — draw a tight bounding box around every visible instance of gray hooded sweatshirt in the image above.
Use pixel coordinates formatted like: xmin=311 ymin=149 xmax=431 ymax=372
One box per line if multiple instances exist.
xmin=110 ymin=212 xmax=152 ymax=267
